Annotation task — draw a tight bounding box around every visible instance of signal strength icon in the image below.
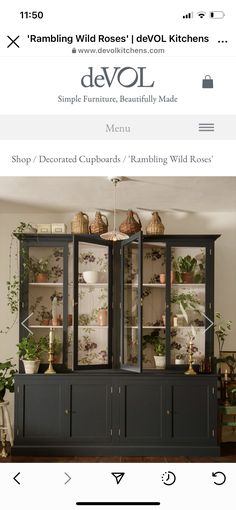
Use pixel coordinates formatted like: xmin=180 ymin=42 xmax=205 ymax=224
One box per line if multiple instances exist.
xmin=183 ymin=12 xmax=193 ymax=19
xmin=197 ymin=11 xmax=206 ymax=18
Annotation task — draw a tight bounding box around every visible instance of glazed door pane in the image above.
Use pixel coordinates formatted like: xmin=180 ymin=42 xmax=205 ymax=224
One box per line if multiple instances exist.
xmin=75 ymin=239 xmax=111 ymax=368
xmin=142 ymin=242 xmax=167 ymax=369
xmin=121 ymin=232 xmax=142 ymax=373
xmin=23 ymin=241 xmax=71 ymax=371
xmin=170 ymin=246 xmax=206 ymax=367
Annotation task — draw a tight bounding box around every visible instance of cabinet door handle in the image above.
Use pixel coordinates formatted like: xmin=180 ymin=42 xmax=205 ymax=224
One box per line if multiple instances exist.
xmin=65 ymin=409 xmax=69 ymax=415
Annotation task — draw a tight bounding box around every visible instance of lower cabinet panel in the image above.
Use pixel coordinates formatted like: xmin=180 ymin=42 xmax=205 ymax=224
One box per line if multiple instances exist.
xmin=120 ymin=381 xmax=164 ymax=443
xmin=13 ymin=374 xmax=219 ymax=455
xmin=16 ymin=380 xmax=65 ymax=442
xmin=69 ymin=382 xmax=112 ymax=443
xmin=171 ymin=383 xmax=213 ymax=441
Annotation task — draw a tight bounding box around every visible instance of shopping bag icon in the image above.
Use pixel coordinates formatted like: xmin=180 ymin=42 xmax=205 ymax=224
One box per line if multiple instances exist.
xmin=202 ymin=75 xmax=213 ymax=88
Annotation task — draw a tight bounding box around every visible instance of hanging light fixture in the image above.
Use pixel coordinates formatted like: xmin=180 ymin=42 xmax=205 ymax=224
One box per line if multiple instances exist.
xmin=100 ymin=177 xmax=129 ymax=241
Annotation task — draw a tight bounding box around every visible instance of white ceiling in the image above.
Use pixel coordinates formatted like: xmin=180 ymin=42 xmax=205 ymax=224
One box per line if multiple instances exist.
xmin=0 ymin=176 xmax=235 ymax=213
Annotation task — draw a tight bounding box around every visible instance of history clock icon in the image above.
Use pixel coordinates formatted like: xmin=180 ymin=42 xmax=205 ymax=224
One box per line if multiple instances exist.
xmin=161 ymin=471 xmax=176 ymax=486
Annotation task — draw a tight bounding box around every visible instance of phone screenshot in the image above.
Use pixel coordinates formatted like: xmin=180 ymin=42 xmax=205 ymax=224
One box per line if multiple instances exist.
xmin=0 ymin=1 xmax=235 ymax=509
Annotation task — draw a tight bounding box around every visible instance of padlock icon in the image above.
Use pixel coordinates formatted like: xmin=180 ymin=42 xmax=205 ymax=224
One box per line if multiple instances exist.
xmin=72 ymin=48 xmax=76 ymax=54
xmin=202 ymin=75 xmax=214 ymax=88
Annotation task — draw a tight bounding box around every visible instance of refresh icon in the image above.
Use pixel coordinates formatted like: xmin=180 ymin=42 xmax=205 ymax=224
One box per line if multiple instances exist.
xmin=161 ymin=471 xmax=176 ymax=486
xmin=212 ymin=471 xmax=226 ymax=485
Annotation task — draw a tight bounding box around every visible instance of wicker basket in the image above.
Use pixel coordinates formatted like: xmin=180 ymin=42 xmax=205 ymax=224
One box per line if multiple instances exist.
xmin=119 ymin=210 xmax=142 ymax=235
xmin=71 ymin=212 xmax=89 ymax=234
xmin=90 ymin=211 xmax=108 ymax=234
xmin=146 ymin=211 xmax=165 ymax=235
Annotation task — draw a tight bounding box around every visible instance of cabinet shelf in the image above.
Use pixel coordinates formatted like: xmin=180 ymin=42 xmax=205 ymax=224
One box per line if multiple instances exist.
xmin=78 ymin=283 xmax=108 ymax=287
xmin=78 ymin=325 xmax=108 ymax=329
xmin=172 ymin=283 xmax=205 ymax=288
xmin=171 ymin=326 xmax=205 ymax=330
xmin=30 ymin=325 xmax=63 ymax=329
xmin=29 ymin=282 xmax=63 ymax=287
xmin=125 ymin=326 xmax=166 ymax=329
xmin=126 ymin=283 xmax=166 ymax=288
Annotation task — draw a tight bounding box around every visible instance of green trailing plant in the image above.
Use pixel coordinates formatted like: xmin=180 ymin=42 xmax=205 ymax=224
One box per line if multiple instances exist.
xmin=0 ymin=359 xmax=17 ymax=401
xmin=214 ymin=312 xmax=232 ymax=354
xmin=17 ymin=335 xmax=48 ymax=361
xmin=1 ymin=222 xmax=34 ymax=334
xmin=171 ymin=291 xmax=200 ymax=311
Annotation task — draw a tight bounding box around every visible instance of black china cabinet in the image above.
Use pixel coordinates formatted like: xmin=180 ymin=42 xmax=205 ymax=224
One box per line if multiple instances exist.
xmin=13 ymin=233 xmax=220 ymax=456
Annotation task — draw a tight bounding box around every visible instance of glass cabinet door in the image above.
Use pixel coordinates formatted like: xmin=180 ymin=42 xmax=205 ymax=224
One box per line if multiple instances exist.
xmin=73 ymin=236 xmax=112 ymax=369
xmin=20 ymin=238 xmax=71 ymax=372
xmin=142 ymin=241 xmax=167 ymax=369
xmin=170 ymin=245 xmax=207 ymax=368
xmin=120 ymin=232 xmax=142 ymax=373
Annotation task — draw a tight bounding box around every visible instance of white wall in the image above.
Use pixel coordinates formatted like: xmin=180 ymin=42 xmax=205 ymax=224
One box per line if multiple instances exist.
xmin=0 ymin=211 xmax=236 ymax=424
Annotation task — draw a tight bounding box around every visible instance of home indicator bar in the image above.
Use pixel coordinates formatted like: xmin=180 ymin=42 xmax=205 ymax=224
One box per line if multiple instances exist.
xmin=76 ymin=504 xmax=161 ymax=507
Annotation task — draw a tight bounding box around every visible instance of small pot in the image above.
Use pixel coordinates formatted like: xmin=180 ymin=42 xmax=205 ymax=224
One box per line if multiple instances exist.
xmin=171 ymin=271 xmax=175 ymax=284
xmin=160 ymin=273 xmax=166 ymax=284
xmin=42 ymin=319 xmax=50 ymax=326
xmin=175 ymin=358 xmax=185 ymax=365
xmin=35 ymin=273 xmax=48 ymax=283
xmin=182 ymin=272 xmax=194 ymax=284
xmin=97 ymin=309 xmax=108 ymax=326
xmin=23 ymin=359 xmax=40 ymax=374
xmin=154 ymin=355 xmax=166 ymax=369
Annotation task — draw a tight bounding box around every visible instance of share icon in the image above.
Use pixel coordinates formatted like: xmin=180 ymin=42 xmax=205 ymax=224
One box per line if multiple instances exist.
xmin=111 ymin=472 xmax=125 ymax=485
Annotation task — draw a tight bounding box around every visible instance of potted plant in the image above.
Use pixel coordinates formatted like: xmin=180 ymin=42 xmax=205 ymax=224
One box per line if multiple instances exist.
xmin=153 ymin=340 xmax=166 ymax=369
xmin=174 ymin=255 xmax=198 ymax=283
xmin=17 ymin=335 xmax=48 ymax=374
xmin=36 ymin=305 xmax=52 ymax=326
xmin=175 ymin=353 xmax=185 ymax=365
xmin=28 ymin=256 xmax=52 ymax=283
xmin=143 ymin=330 xmax=166 ymax=369
xmin=0 ymin=359 xmax=17 ymax=401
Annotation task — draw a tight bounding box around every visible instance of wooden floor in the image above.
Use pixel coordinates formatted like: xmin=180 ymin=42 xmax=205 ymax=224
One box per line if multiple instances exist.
xmin=1 ymin=444 xmax=236 ymax=463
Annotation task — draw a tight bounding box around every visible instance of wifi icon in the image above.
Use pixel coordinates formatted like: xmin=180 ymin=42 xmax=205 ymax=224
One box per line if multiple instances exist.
xmin=197 ymin=11 xmax=206 ymax=18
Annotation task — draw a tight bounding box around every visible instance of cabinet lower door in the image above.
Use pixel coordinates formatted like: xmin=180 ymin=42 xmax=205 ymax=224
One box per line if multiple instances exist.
xmin=167 ymin=380 xmax=217 ymax=443
xmin=67 ymin=380 xmax=112 ymax=443
xmin=15 ymin=380 xmax=65 ymax=444
xmin=119 ymin=379 xmax=165 ymax=443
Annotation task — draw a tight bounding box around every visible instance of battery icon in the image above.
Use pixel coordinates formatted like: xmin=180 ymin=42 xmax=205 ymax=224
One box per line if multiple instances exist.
xmin=210 ymin=11 xmax=225 ymax=19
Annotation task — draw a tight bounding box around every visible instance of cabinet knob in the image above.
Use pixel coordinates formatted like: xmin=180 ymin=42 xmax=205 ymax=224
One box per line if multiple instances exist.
xmin=65 ymin=409 xmax=69 ymax=415
xmin=166 ymin=410 xmax=171 ymax=415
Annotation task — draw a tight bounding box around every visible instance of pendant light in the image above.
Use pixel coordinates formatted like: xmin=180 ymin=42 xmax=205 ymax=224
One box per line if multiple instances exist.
xmin=100 ymin=177 xmax=129 ymax=241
